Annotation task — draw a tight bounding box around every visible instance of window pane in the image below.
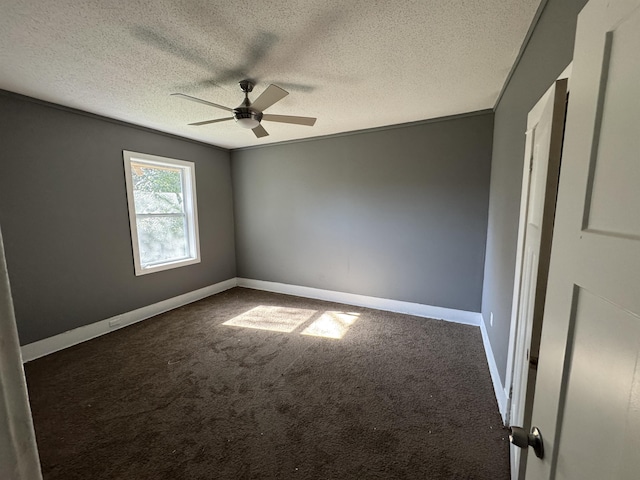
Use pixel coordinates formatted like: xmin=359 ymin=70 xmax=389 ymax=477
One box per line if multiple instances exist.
xmin=124 ymin=151 xmax=200 ymax=275
xmin=131 ymin=164 xmax=184 ymax=214
xmin=136 ymin=216 xmax=188 ymax=266
xmin=133 ymin=191 xmax=184 ymax=214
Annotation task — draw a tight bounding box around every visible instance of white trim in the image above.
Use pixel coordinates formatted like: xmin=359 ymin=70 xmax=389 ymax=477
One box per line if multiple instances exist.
xmin=122 ymin=150 xmax=201 ymax=276
xmin=21 ymin=278 xmax=237 ymax=362
xmin=503 ymin=123 xmax=534 ymax=418
xmin=480 ymin=315 xmax=508 ymax=423
xmin=504 ymin=63 xmax=574 ymax=426
xmin=20 ymin=276 xmax=505 ymax=421
xmin=239 ymin=279 xmax=509 ymax=419
xmin=0 ymin=228 xmax=43 ymax=478
xmin=237 ymin=278 xmax=482 ymax=326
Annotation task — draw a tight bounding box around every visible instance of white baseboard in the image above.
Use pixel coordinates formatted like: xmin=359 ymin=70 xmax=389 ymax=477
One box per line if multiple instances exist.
xmin=480 ymin=315 xmax=508 ymax=423
xmin=21 ymin=276 xmax=506 ymax=422
xmin=237 ymin=278 xmax=482 ymax=326
xmin=239 ymin=279 xmax=511 ymax=418
xmin=20 ymin=278 xmax=237 ymax=362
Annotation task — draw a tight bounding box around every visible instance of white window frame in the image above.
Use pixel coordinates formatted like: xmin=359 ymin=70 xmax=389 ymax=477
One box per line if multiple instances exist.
xmin=123 ymin=150 xmax=201 ymax=275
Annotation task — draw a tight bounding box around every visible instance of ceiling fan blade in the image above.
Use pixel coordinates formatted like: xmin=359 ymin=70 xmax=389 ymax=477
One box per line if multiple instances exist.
xmin=262 ymin=114 xmax=317 ymax=126
xmin=171 ymin=93 xmax=233 ymax=112
xmin=252 ymin=124 xmax=269 ymax=138
xmin=251 ymin=84 xmax=288 ymax=112
xmin=188 ymin=117 xmax=234 ymax=126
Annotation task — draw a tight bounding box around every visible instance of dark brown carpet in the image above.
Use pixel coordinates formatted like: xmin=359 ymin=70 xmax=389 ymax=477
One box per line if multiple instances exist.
xmin=25 ymin=287 xmax=509 ymax=479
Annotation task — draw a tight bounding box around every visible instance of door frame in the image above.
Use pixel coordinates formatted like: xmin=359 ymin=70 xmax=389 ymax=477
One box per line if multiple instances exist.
xmin=0 ymin=227 xmax=42 ymax=479
xmin=504 ymin=64 xmax=572 ymax=433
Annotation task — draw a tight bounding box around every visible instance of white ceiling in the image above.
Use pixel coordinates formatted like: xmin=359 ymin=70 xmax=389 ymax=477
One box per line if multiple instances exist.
xmin=0 ymin=0 xmax=541 ymax=149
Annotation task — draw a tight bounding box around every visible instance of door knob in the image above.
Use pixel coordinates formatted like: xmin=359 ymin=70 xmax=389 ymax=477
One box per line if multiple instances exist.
xmin=509 ymin=426 xmax=544 ymax=459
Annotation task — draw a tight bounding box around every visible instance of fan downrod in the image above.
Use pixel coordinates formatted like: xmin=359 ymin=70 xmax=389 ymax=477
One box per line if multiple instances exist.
xmin=235 ymin=80 xmax=261 ymax=128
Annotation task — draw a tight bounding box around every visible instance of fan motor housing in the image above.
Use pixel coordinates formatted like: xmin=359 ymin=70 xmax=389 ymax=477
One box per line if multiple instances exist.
xmin=233 ymin=107 xmax=262 ymax=129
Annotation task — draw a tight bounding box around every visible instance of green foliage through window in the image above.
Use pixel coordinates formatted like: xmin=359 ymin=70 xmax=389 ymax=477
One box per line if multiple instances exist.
xmin=131 ymin=163 xmax=188 ymax=266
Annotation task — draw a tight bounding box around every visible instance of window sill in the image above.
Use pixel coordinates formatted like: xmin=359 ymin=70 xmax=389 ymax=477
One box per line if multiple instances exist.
xmin=134 ymin=256 xmax=200 ymax=276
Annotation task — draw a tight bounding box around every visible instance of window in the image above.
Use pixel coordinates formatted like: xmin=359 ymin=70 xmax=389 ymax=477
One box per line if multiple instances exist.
xmin=123 ymin=151 xmax=200 ymax=275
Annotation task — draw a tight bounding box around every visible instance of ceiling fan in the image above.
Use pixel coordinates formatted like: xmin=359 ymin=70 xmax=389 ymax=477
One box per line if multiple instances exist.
xmin=172 ymin=80 xmax=317 ymax=138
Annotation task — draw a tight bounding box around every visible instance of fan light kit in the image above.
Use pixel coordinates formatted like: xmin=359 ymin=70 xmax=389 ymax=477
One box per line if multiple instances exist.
xmin=172 ymin=80 xmax=316 ymax=138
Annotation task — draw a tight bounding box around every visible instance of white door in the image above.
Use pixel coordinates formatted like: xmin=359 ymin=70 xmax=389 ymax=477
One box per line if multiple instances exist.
xmin=524 ymin=0 xmax=640 ymax=478
xmin=508 ymin=77 xmax=568 ymax=480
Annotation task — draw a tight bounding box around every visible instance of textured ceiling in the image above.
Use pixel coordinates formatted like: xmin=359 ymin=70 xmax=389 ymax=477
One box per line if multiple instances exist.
xmin=0 ymin=0 xmax=541 ymax=149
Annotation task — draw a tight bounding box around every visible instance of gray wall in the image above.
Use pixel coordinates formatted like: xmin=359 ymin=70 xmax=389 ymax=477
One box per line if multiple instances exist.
xmin=0 ymin=92 xmax=236 ymax=345
xmin=481 ymin=0 xmax=589 ymax=385
xmin=232 ymin=112 xmax=493 ymax=312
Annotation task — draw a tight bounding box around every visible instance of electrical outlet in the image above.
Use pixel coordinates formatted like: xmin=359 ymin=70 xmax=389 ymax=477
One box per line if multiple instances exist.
xmin=490 ymin=312 xmax=494 ymax=327
xmin=109 ymin=316 xmax=122 ymax=328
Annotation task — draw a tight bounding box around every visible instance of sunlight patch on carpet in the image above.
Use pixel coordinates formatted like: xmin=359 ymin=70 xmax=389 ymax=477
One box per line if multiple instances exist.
xmin=223 ymin=305 xmax=317 ymax=333
xmin=301 ymin=311 xmax=360 ymax=339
